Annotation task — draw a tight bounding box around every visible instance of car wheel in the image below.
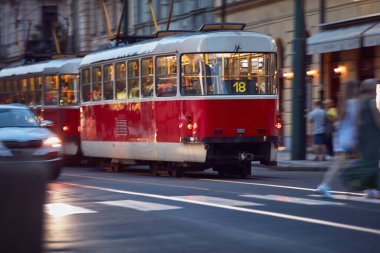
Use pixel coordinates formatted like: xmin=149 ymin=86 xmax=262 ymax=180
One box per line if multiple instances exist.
xmin=50 ymin=167 xmax=61 ymax=180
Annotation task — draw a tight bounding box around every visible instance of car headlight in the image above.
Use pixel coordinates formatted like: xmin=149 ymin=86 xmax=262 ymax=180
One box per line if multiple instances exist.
xmin=44 ymin=137 xmax=62 ymax=148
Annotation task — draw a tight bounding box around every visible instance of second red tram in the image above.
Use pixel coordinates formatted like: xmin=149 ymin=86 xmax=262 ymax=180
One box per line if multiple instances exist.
xmin=79 ymin=24 xmax=278 ymax=176
xmin=0 ymin=58 xmax=82 ymax=158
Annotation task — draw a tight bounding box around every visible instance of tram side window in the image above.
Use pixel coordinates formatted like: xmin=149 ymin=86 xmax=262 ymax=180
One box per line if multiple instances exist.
xmin=45 ymin=76 xmax=59 ymax=105
xmin=141 ymin=57 xmax=153 ymax=97
xmin=92 ymin=66 xmax=102 ymax=101
xmin=181 ymin=54 xmax=205 ymax=96
xmin=14 ymin=79 xmax=27 ymax=104
xmin=60 ymin=75 xmax=79 ymax=105
xmin=81 ymin=68 xmax=91 ymax=102
xmin=127 ymin=60 xmax=140 ymax=98
xmin=27 ymin=77 xmax=36 ymax=106
xmin=0 ymin=81 xmax=5 ymax=103
xmin=156 ymin=55 xmax=177 ymax=97
xmin=5 ymin=80 xmax=13 ymax=103
xmin=35 ymin=77 xmax=43 ymax=105
xmin=115 ymin=62 xmax=126 ymax=100
xmin=103 ymin=64 xmax=114 ymax=100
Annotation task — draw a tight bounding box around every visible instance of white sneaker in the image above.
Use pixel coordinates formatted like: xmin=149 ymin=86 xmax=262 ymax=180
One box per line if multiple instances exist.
xmin=316 ymin=184 xmax=333 ymax=199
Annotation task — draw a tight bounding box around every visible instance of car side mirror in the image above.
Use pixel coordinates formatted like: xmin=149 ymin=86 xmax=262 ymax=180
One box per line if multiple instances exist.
xmin=40 ymin=120 xmax=54 ymax=127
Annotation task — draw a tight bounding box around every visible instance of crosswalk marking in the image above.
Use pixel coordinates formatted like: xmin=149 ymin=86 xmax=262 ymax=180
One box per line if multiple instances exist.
xmin=45 ymin=203 xmax=98 ymax=217
xmin=310 ymin=194 xmax=380 ymax=204
xmin=172 ymin=195 xmax=263 ymax=206
xmin=241 ymin=194 xmax=345 ymax=206
xmin=50 ymin=182 xmax=380 ymax=236
xmin=97 ymin=200 xmax=182 ymax=211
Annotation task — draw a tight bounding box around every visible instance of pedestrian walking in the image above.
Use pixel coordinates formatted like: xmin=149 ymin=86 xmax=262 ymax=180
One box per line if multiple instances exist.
xmin=308 ymin=100 xmax=327 ymax=161
xmin=316 ymin=80 xmax=359 ymax=198
xmin=323 ymin=99 xmax=337 ymax=158
xmin=341 ymin=78 xmax=380 ymax=198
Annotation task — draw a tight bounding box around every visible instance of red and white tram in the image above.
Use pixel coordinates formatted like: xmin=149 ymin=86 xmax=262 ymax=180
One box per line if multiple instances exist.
xmin=79 ymin=23 xmax=278 ymax=177
xmin=0 ymin=58 xmax=82 ymax=158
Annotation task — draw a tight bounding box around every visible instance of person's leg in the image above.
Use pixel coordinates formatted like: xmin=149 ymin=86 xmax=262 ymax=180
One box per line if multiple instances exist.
xmin=316 ymin=145 xmax=323 ymax=160
xmin=326 ymin=134 xmax=334 ymax=156
xmin=312 ymin=135 xmax=319 ymax=160
xmin=316 ymin=153 xmax=345 ymax=198
xmin=321 ymin=153 xmax=345 ymax=186
xmin=321 ymin=136 xmax=327 ymax=161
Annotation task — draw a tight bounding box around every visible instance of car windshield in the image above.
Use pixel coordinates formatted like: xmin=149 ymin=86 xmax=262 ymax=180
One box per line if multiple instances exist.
xmin=0 ymin=108 xmax=40 ymax=127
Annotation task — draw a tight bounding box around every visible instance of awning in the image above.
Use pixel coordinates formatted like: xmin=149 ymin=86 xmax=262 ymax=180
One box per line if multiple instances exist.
xmin=307 ymin=23 xmax=375 ymax=55
xmin=364 ymin=22 xmax=380 ymax=47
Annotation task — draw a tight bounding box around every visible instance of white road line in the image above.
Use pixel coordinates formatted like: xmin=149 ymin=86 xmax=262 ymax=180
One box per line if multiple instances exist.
xmin=241 ymin=194 xmax=345 ymax=206
xmin=60 ymin=182 xmax=380 ymax=236
xmin=310 ymin=194 xmax=380 ymax=204
xmin=97 ymin=200 xmax=182 ymax=211
xmin=200 ymin=178 xmax=365 ymax=196
xmin=45 ymin=203 xmax=97 ymax=217
xmin=64 ymin=173 xmax=210 ymax=191
xmin=172 ymin=195 xmax=263 ymax=206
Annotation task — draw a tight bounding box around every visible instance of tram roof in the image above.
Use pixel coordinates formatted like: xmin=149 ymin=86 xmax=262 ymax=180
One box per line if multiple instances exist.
xmin=0 ymin=57 xmax=82 ymax=78
xmin=80 ymin=30 xmax=277 ymax=66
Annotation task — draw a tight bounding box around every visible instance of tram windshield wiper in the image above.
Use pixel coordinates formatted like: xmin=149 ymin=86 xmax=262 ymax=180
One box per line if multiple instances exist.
xmin=226 ymin=45 xmax=241 ymax=70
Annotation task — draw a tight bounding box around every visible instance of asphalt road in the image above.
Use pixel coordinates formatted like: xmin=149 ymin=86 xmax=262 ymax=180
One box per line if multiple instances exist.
xmin=43 ymin=165 xmax=380 ymax=253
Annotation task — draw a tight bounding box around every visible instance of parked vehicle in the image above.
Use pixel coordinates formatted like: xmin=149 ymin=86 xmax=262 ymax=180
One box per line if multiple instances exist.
xmin=0 ymin=104 xmax=63 ymax=179
xmin=0 ymin=58 xmax=82 ymax=160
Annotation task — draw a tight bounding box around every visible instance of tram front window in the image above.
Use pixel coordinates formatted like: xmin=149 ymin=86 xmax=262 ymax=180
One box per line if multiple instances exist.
xmin=180 ymin=53 xmax=277 ymax=96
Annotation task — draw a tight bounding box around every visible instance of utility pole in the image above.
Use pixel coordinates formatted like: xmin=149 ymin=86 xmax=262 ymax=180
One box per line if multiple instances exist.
xmin=319 ymin=0 xmax=325 ymax=102
xmin=221 ymin=0 xmax=226 ymax=23
xmin=123 ymin=0 xmax=128 ymax=42
xmin=291 ymin=0 xmax=307 ymax=160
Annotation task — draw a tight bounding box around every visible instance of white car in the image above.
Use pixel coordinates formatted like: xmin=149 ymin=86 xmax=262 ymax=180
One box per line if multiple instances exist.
xmin=0 ymin=104 xmax=63 ymax=179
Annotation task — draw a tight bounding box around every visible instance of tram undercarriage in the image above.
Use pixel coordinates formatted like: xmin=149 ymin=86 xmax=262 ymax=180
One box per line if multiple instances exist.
xmin=204 ymin=139 xmax=278 ymax=177
xmin=90 ymin=141 xmax=277 ymax=179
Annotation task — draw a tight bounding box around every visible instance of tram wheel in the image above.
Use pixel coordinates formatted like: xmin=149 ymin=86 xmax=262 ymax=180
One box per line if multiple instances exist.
xmin=217 ymin=169 xmax=229 ymax=178
xmin=110 ymin=163 xmax=121 ymax=173
xmin=149 ymin=164 xmax=160 ymax=176
xmin=169 ymin=168 xmax=184 ymax=178
xmin=238 ymin=163 xmax=251 ymax=178
xmin=96 ymin=158 xmax=112 ymax=171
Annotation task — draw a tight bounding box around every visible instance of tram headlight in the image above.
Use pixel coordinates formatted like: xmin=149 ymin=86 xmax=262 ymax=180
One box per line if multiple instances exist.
xmin=44 ymin=137 xmax=62 ymax=148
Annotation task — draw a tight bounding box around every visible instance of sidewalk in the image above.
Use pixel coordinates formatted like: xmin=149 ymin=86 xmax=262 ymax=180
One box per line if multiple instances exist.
xmin=253 ymin=150 xmax=333 ymax=171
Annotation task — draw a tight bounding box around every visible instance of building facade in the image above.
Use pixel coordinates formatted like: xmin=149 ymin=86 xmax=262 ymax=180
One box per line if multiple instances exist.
xmin=0 ymin=0 xmax=128 ymax=66
xmin=1 ymin=0 xmax=379 ymax=150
